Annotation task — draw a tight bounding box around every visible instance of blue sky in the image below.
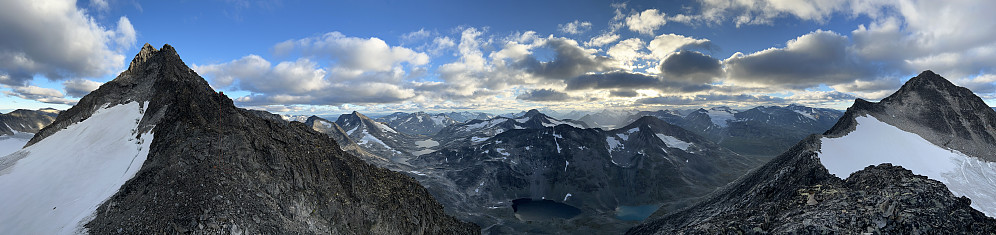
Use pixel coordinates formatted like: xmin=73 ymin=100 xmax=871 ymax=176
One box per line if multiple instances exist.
xmin=1 ymin=0 xmax=995 ymax=115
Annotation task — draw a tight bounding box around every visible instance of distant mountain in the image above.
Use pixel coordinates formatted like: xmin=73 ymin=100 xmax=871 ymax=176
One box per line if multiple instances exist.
xmin=0 ymin=44 xmax=477 ymax=234
xmin=441 ymin=111 xmax=496 ymax=123
xmin=376 ymin=111 xmax=459 ymax=135
xmin=433 ymin=109 xmax=588 ymax=149
xmin=629 ymin=71 xmax=996 ymax=234
xmin=411 ymin=116 xmax=756 ymax=234
xmin=334 ymin=111 xmax=429 ymax=163
xmin=0 ymin=108 xmax=59 ymax=136
xmin=578 ymin=109 xmax=638 ymax=129
xmin=627 ymin=105 xmax=844 ymax=156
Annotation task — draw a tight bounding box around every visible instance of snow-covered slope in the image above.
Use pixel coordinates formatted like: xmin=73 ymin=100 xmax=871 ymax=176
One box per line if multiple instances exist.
xmin=820 ymin=115 xmax=996 ymax=217
xmin=0 ymin=132 xmax=31 ymax=157
xmin=0 ymin=101 xmax=152 ymax=234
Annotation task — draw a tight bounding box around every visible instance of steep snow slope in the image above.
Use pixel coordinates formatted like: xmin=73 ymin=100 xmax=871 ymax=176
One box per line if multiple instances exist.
xmin=0 ymin=102 xmax=152 ymax=234
xmin=821 ymin=115 xmax=996 ymax=217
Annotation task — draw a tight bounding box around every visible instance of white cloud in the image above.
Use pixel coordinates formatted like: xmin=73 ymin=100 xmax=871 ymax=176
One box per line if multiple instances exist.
xmin=0 ymin=0 xmax=136 ymax=86
xmin=625 ymin=9 xmax=668 ymax=35
xmin=194 ymin=54 xmax=415 ymax=106
xmin=90 ymin=0 xmax=110 ymax=12
xmin=607 ymin=38 xmax=647 ymax=69
xmin=647 ymin=33 xmax=713 ymax=59
xmin=3 ymin=85 xmax=74 ymax=104
xmin=586 ymin=33 xmax=621 ymax=47
xmin=558 ymin=20 xmax=592 ymax=34
xmin=277 ymin=32 xmax=429 ymax=72
xmin=63 ymin=79 xmax=103 ymax=98
xmin=693 ymin=0 xmax=847 ymax=26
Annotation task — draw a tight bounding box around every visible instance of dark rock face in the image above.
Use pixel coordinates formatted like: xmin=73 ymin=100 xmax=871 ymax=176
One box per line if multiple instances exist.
xmin=47 ymin=44 xmax=477 ymax=234
xmin=412 ymin=116 xmax=755 ymax=234
xmin=629 ymin=71 xmax=996 ymax=234
xmin=0 ymin=109 xmax=58 ymax=136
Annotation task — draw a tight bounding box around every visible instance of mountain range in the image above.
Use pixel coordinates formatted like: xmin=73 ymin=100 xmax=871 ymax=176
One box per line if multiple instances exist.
xmin=408 ymin=115 xmax=757 ymax=234
xmin=629 ymin=71 xmax=996 ymax=234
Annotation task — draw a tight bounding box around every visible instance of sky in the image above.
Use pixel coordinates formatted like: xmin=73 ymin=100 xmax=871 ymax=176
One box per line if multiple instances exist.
xmin=1 ymin=0 xmax=995 ymax=115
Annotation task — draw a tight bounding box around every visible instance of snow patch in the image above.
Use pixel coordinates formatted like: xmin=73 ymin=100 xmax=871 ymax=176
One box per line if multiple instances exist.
xmin=495 ymin=148 xmax=510 ymax=156
xmin=706 ymin=108 xmax=736 ymax=127
xmin=606 ymin=137 xmax=622 ymax=151
xmin=793 ymin=109 xmax=817 ymax=120
xmin=820 ymin=115 xmax=996 ymax=217
xmin=655 ymin=134 xmax=692 ymax=151
xmin=471 ymin=136 xmax=488 ymax=143
xmin=357 ymin=129 xmax=391 ymax=150
xmin=0 ymin=102 xmax=153 ymax=234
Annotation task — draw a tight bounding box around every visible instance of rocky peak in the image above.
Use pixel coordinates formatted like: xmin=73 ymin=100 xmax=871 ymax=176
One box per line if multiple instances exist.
xmin=523 ymin=109 xmax=542 ymax=117
xmin=827 ymin=70 xmax=996 ymax=160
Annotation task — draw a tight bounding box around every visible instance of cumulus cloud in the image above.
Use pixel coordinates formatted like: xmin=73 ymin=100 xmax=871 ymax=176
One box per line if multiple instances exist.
xmin=194 ymin=54 xmax=415 ymax=106
xmin=559 ymin=20 xmax=592 ymax=34
xmin=585 ymin=33 xmax=621 ymax=47
xmin=514 ymin=37 xmax=615 ymax=80
xmin=607 ymin=38 xmax=647 ymax=69
xmin=0 ymin=0 xmax=136 ymax=86
xmin=659 ymin=50 xmax=723 ymax=84
xmin=516 ymin=89 xmax=573 ymax=102
xmin=3 ymin=85 xmax=74 ymax=104
xmin=692 ymin=0 xmax=847 ymax=27
xmin=955 ymin=74 xmax=996 ymax=94
xmin=647 ymin=34 xmax=713 ymax=59
xmin=625 ymin=9 xmax=668 ymax=35
xmin=276 ymin=31 xmax=429 ymax=72
xmin=63 ymin=79 xmax=103 ymax=98
xmin=725 ymin=30 xmax=874 ymax=89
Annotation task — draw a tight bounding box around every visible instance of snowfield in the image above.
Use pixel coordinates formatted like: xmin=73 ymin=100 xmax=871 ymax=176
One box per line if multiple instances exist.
xmin=820 ymin=115 xmax=996 ymax=217
xmin=0 ymin=102 xmax=153 ymax=234
xmin=655 ymin=134 xmax=692 ymax=151
xmin=0 ymin=132 xmax=31 ymax=157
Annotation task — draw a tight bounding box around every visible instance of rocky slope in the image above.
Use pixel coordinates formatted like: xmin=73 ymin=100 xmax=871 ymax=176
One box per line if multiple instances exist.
xmin=411 ymin=116 xmax=755 ymax=234
xmin=7 ymin=44 xmax=477 ymax=234
xmin=628 ymin=71 xmax=996 ymax=234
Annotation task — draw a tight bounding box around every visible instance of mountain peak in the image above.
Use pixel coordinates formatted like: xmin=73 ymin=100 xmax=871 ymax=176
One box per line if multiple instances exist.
xmin=523 ymin=109 xmax=543 ymax=117
xmin=127 ymin=43 xmax=186 ymax=73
